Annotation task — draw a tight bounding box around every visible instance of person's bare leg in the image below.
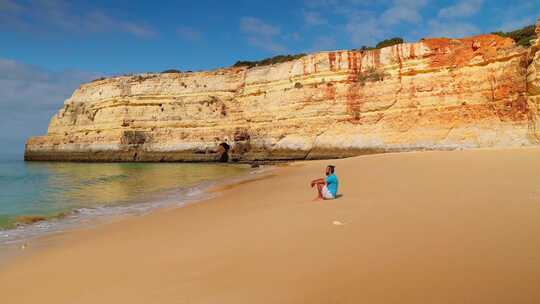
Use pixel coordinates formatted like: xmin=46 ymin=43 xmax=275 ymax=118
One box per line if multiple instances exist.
xmin=315 ymin=183 xmax=324 ymax=200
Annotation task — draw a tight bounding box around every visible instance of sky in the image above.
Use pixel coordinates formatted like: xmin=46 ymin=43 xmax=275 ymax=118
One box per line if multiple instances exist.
xmin=1 ymin=0 xmax=539 ymax=156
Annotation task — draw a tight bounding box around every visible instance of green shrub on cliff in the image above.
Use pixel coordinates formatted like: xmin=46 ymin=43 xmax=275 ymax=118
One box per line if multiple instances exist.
xmin=355 ymin=37 xmax=405 ymax=52
xmin=375 ymin=37 xmax=405 ymax=49
xmin=161 ymin=69 xmax=182 ymax=73
xmin=358 ymin=45 xmax=376 ymax=51
xmin=492 ymin=25 xmax=536 ymax=47
xmin=233 ymin=53 xmax=307 ymax=68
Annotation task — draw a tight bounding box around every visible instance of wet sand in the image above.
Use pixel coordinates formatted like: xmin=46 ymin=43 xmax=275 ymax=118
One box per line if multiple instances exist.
xmin=1 ymin=148 xmax=539 ymax=303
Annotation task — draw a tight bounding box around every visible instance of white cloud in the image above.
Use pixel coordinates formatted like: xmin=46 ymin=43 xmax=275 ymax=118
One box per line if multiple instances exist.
xmin=246 ymin=36 xmax=287 ymax=53
xmin=240 ymin=17 xmax=286 ymax=53
xmin=240 ymin=17 xmax=281 ymax=36
xmin=311 ymin=36 xmax=337 ymax=51
xmin=346 ymin=13 xmax=387 ymax=46
xmin=118 ymin=21 xmax=156 ymax=38
xmin=285 ymin=32 xmax=302 ymax=42
xmin=400 ymin=0 xmax=427 ymax=5
xmin=301 ymin=0 xmax=490 ymax=47
xmin=0 ymin=58 xmax=102 ymax=154
xmin=499 ymin=16 xmax=536 ymax=32
xmin=303 ymin=0 xmax=340 ymax=8
xmin=438 ymin=0 xmax=483 ymax=19
xmin=304 ymin=0 xmax=387 ymax=9
xmin=382 ymin=6 xmax=422 ymax=25
xmin=426 ymin=20 xmax=480 ymax=38
xmin=0 ymin=0 xmax=157 ymax=38
xmin=320 ymin=0 xmax=427 ymax=47
xmin=176 ymin=26 xmax=203 ymax=42
xmin=382 ymin=0 xmax=427 ymax=25
xmin=304 ymin=10 xmax=328 ymax=27
xmin=0 ymin=59 xmax=102 ymax=112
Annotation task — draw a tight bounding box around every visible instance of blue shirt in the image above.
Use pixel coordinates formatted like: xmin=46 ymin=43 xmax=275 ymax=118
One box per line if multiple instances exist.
xmin=325 ymin=174 xmax=339 ymax=197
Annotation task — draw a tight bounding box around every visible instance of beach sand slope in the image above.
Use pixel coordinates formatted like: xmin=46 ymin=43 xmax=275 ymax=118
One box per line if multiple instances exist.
xmin=1 ymin=148 xmax=540 ymax=303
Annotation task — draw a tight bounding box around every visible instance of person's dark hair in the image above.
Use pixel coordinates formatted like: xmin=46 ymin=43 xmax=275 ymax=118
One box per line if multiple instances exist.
xmin=327 ymin=165 xmax=335 ymax=174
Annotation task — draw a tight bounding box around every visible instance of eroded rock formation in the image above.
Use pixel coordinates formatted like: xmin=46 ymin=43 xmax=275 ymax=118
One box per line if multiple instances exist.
xmin=526 ymin=18 xmax=540 ymax=143
xmin=25 ymin=22 xmax=540 ymax=162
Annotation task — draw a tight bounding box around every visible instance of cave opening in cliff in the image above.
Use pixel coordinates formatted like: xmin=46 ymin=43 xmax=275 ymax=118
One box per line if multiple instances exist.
xmin=218 ymin=143 xmax=230 ymax=162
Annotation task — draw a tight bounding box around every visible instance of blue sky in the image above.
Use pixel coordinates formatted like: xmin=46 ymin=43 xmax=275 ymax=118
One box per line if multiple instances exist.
xmin=1 ymin=0 xmax=540 ymax=156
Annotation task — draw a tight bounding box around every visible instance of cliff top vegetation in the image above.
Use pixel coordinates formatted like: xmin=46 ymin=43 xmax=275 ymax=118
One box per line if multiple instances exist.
xmin=356 ymin=37 xmax=405 ymax=51
xmin=232 ymin=54 xmax=307 ymax=68
xmin=90 ymin=24 xmax=538 ymax=83
xmin=492 ymin=24 xmax=536 ymax=47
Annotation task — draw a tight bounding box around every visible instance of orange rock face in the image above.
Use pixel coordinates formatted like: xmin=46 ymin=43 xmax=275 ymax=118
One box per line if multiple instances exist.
xmin=25 ymin=29 xmax=539 ymax=162
xmin=526 ymin=18 xmax=540 ymax=143
xmin=422 ymin=35 xmax=515 ymax=68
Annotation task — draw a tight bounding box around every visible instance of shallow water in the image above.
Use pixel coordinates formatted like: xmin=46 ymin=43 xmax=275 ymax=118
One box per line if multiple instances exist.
xmin=0 ymin=159 xmax=250 ymax=243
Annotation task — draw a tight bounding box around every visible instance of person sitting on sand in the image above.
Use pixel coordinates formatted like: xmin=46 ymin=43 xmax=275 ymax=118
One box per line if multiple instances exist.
xmin=310 ymin=165 xmax=339 ymax=200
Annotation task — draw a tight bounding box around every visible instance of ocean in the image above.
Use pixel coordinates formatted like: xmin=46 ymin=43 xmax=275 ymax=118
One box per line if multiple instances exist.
xmin=0 ymin=157 xmax=251 ymax=245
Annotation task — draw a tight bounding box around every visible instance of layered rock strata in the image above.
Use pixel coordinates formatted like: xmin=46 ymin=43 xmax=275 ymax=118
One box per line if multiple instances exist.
xmin=25 ymin=26 xmax=540 ymax=162
xmin=526 ymin=18 xmax=540 ymax=143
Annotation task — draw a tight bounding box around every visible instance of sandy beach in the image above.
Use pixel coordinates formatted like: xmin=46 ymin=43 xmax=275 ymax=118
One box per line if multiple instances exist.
xmin=1 ymin=148 xmax=540 ymax=303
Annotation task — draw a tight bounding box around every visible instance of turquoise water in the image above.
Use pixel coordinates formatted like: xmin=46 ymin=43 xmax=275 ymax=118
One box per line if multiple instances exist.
xmin=0 ymin=159 xmax=249 ymax=242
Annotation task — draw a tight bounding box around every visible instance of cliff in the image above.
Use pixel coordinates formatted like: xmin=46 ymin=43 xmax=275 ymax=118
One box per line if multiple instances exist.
xmin=25 ymin=22 xmax=540 ymax=162
xmin=527 ymin=18 xmax=540 ymax=143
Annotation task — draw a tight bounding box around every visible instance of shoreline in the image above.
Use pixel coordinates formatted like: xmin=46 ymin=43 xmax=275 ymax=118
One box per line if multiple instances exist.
xmin=1 ymin=148 xmax=540 ymax=303
xmin=0 ymin=163 xmax=271 ymax=256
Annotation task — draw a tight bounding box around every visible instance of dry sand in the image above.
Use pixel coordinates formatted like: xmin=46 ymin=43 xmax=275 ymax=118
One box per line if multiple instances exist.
xmin=1 ymin=148 xmax=540 ymax=303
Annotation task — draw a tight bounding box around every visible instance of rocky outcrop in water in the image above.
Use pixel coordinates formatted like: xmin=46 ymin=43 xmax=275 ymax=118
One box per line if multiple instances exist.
xmin=25 ymin=20 xmax=540 ymax=162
